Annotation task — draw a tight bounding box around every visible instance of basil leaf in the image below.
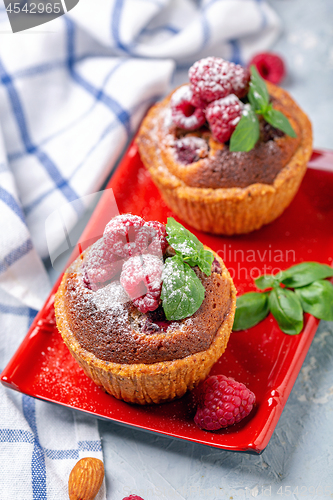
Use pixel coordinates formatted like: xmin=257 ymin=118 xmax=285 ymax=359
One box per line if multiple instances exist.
xmin=295 ymin=280 xmax=333 ymax=321
xmin=233 ymin=292 xmax=269 ymax=331
xmin=161 ymin=255 xmax=205 ymax=321
xmin=269 ymin=288 xmax=303 ymax=335
xmin=263 ymin=107 xmax=297 ymax=138
xmin=248 ymin=65 xmax=270 ymax=113
xmin=229 ymin=105 xmax=260 ymax=152
xmin=279 ymin=262 xmax=333 ymax=288
xmin=255 ymin=274 xmax=279 ymax=290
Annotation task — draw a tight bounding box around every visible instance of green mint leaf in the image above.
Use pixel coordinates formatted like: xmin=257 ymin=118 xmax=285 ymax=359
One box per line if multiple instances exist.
xmin=232 ymin=292 xmax=269 ymax=331
xmin=182 ymin=248 xmax=214 ymax=275
xmin=161 ymin=255 xmax=205 ymax=321
xmin=269 ymin=288 xmax=303 ymax=335
xmin=255 ymin=274 xmax=279 ymax=290
xmin=295 ymin=280 xmax=333 ymax=321
xmin=196 ymin=248 xmax=214 ymax=276
xmin=263 ymin=107 xmax=297 ymax=138
xmin=166 ymin=217 xmax=202 ymax=260
xmin=248 ymin=65 xmax=270 ymax=113
xmin=279 ymin=262 xmax=333 ymax=288
xmin=166 ymin=217 xmax=214 ymax=276
xmin=229 ymin=105 xmax=260 ymax=152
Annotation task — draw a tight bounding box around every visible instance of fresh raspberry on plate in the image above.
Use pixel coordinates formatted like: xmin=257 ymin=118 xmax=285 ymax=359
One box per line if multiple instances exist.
xmin=120 ymin=254 xmax=164 ymax=313
xmin=103 ymin=214 xmax=149 ymax=258
xmin=122 ymin=496 xmax=145 ymax=500
xmin=189 ymin=57 xmax=250 ymax=107
xmin=170 ymin=85 xmax=206 ymax=130
xmin=194 ymin=375 xmax=255 ymax=430
xmin=249 ymin=52 xmax=286 ymax=84
xmin=205 ymin=94 xmax=244 ymax=143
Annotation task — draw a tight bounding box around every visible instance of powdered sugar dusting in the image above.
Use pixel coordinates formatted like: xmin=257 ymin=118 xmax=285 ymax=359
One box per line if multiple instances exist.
xmin=189 ymin=57 xmax=250 ymax=105
xmin=92 ymin=281 xmax=130 ymax=312
xmin=170 ymin=84 xmax=206 ymax=130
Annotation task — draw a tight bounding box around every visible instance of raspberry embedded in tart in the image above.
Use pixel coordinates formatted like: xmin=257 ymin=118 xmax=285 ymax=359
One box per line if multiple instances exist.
xmin=170 ymin=85 xmax=206 ymax=131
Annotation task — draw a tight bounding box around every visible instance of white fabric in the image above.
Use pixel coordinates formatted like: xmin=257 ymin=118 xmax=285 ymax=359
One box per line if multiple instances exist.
xmin=0 ymin=1 xmax=280 ymax=498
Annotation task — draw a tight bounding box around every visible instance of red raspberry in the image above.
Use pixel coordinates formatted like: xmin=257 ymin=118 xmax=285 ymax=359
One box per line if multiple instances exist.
xmin=103 ymin=214 xmax=149 ymax=259
xmin=205 ymin=94 xmax=244 ymax=143
xmin=170 ymin=85 xmax=206 ymax=130
xmin=249 ymin=52 xmax=286 ymax=84
xmin=120 ymin=254 xmax=163 ymax=313
xmin=174 ymin=136 xmax=208 ymax=164
xmin=189 ymin=57 xmax=250 ymax=107
xmin=145 ymin=220 xmax=168 ymax=256
xmin=122 ymin=496 xmax=145 ymax=500
xmin=83 ymin=239 xmax=123 ymax=291
xmin=194 ymin=375 xmax=255 ymax=431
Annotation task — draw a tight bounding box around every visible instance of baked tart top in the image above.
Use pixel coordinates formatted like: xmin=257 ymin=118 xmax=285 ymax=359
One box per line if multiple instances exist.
xmin=58 ymin=214 xmax=235 ymax=365
xmin=137 ymin=57 xmax=311 ymax=190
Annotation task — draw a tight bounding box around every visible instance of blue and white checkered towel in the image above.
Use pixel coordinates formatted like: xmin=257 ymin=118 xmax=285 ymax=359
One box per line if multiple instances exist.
xmin=0 ymin=1 xmax=280 ymax=498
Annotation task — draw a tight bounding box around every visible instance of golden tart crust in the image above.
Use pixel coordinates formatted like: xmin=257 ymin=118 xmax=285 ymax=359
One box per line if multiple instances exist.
xmin=136 ymin=82 xmax=312 ymax=235
xmin=54 ymin=248 xmax=236 ymax=405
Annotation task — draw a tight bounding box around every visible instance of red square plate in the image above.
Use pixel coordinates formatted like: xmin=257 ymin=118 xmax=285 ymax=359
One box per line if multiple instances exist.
xmin=2 ymin=145 xmax=333 ymax=454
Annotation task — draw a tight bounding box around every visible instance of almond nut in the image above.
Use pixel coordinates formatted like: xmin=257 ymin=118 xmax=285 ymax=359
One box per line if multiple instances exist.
xmin=68 ymin=457 xmax=104 ymax=500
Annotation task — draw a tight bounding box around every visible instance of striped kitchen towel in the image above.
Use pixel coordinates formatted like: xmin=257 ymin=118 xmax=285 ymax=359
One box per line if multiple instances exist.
xmin=0 ymin=1 xmax=280 ymax=498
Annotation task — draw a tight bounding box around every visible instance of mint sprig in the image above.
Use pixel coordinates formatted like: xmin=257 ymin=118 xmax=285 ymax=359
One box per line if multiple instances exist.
xmin=160 ymin=218 xmax=215 ymax=321
xmin=161 ymin=255 xmax=205 ymax=321
xmin=165 ymin=218 xmax=214 ymax=276
xmin=230 ymin=65 xmax=296 ymax=152
xmin=232 ymin=262 xmax=333 ymax=334
xmin=229 ymin=105 xmax=260 ymax=153
xmin=248 ymin=65 xmax=270 ymax=113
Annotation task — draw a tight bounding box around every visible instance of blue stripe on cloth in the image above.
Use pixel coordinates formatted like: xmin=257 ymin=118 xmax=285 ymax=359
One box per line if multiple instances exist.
xmin=64 ymin=92 xmax=160 ymax=183
xmin=0 ymin=239 xmax=33 ymax=275
xmin=8 ymin=58 xmax=128 ymax=166
xmin=111 ymin=0 xmax=128 ymax=52
xmin=22 ymin=395 xmax=47 ymax=500
xmin=0 ymin=59 xmax=82 ymax=212
xmin=0 ymin=185 xmax=27 ymax=225
xmin=0 ymin=429 xmax=34 ymax=444
xmin=9 ymin=53 xmax=102 ymax=81
xmin=79 ymin=440 xmax=102 ymax=452
xmin=255 ymin=0 xmax=268 ymax=29
xmin=200 ymin=4 xmax=211 ymax=51
xmin=229 ymin=39 xmax=243 ymax=65
xmin=44 ymin=448 xmax=79 ymax=460
xmin=0 ymin=302 xmax=38 ymax=319
xmin=0 ymin=302 xmax=38 ymax=327
xmin=141 ymin=25 xmax=180 ymax=36
xmin=65 ymin=17 xmax=131 ymax=137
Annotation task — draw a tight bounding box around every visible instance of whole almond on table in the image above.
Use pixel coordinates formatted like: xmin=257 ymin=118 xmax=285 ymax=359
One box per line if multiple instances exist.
xmin=68 ymin=457 xmax=104 ymax=500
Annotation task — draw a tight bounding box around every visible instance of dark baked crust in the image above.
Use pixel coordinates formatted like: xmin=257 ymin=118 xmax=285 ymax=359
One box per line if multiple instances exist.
xmin=61 ymin=245 xmax=232 ymax=365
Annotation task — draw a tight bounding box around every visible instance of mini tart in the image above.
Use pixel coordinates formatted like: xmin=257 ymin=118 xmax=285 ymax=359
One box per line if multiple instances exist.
xmin=136 ymin=82 xmax=312 ymax=235
xmin=54 ymin=247 xmax=236 ymax=405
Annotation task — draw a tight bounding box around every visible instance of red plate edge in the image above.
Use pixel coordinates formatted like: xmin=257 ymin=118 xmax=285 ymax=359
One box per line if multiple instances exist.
xmin=1 ymin=146 xmax=333 ymax=454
